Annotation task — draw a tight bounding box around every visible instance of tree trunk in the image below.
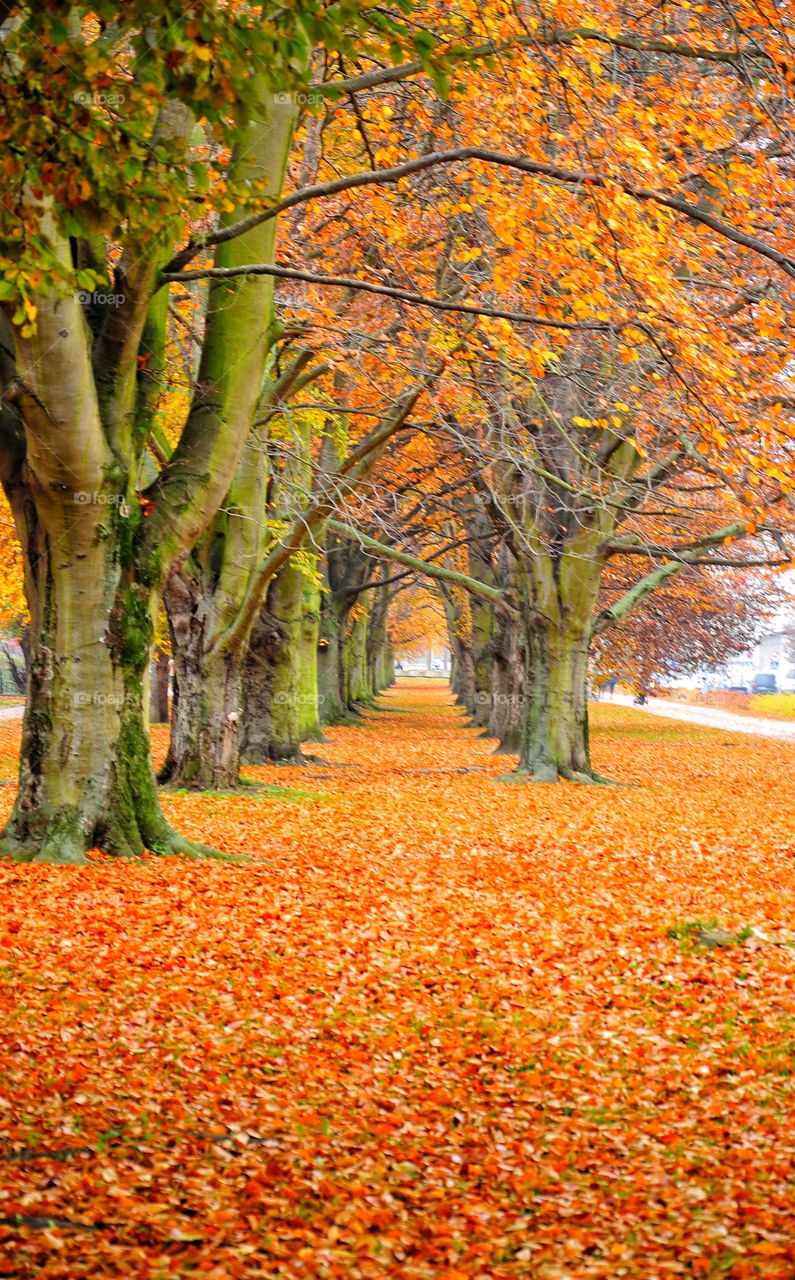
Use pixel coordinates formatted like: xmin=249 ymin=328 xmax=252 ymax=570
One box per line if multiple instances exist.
xmin=366 ymin=584 xmax=392 ymax=695
xmin=240 ymin=561 xmax=320 ymax=763
xmin=515 ymin=607 xmax=594 ymax=782
xmin=318 ymin=593 xmax=346 ymax=724
xmin=471 ymin=597 xmax=495 ymax=728
xmin=160 ymin=567 xmax=244 ymax=790
xmin=0 ymin=486 xmax=188 ymax=863
xmin=149 ymin=649 xmax=170 ymax=724
xmin=344 ymin=609 xmax=371 ymax=707
xmin=466 ymin=510 xmax=496 ymax=728
xmin=296 ymin=566 xmax=323 ymax=742
xmin=490 ymin=613 xmax=523 ymax=753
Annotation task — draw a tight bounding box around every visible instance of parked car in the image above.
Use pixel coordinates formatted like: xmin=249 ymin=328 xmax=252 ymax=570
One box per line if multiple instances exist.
xmin=778 ymin=667 xmax=795 ymax=693
xmin=751 ymin=673 xmax=778 ymax=694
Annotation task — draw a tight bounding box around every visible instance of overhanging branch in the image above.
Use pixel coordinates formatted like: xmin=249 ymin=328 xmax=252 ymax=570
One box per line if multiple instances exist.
xmin=327 ymin=520 xmax=517 ymax=614
xmin=313 ymin=26 xmax=781 ymax=98
xmin=161 ymin=147 xmax=795 ymax=282
xmin=160 ymin=261 xmax=613 ymax=331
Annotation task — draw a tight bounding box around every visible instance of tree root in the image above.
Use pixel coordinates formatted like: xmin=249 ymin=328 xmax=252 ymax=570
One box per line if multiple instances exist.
xmin=497 ymin=764 xmax=620 ymax=785
xmin=322 ymin=710 xmax=365 ymax=727
xmin=148 ymin=826 xmax=242 ymax=862
xmin=0 ymin=823 xmax=91 ymax=866
xmin=0 ymin=823 xmax=238 ymax=865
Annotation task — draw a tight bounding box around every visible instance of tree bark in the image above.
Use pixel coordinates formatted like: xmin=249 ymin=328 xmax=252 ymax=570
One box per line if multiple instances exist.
xmin=344 ymin=608 xmax=372 ymax=707
xmin=160 ymin=566 xmax=245 ymax=790
xmin=490 ymin=612 xmax=524 ymax=753
xmin=516 ymin=611 xmax=592 ymax=781
xmin=240 ymin=559 xmax=321 ymax=763
xmin=511 ymin=552 xmax=602 ymax=783
xmin=318 ymin=591 xmax=347 ymax=724
xmin=0 ymin=479 xmax=196 ymax=863
xmin=149 ymin=649 xmax=170 ymax=724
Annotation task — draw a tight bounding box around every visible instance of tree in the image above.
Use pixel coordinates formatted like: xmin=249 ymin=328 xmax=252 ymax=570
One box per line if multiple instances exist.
xmin=592 ymin=569 xmax=778 ymax=695
xmin=0 ymin=3 xmax=429 ymax=861
xmin=316 ymin=2 xmax=795 ymax=781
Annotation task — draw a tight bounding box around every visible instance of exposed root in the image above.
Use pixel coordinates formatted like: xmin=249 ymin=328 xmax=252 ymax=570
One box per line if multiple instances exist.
xmin=322 ymin=710 xmax=365 ymax=727
xmin=498 ymin=763 xmax=621 ymax=786
xmin=0 ymin=816 xmax=92 ymax=865
xmin=148 ymin=826 xmax=241 ymax=862
xmin=0 ymin=816 xmax=237 ymax=865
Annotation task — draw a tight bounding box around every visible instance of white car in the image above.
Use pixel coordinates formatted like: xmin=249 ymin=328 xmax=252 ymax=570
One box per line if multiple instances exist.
xmin=778 ymin=666 xmax=795 ymax=693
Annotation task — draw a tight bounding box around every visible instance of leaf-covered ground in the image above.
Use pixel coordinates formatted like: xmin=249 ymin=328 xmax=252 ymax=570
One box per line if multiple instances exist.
xmin=2 ymin=681 xmax=795 ymax=1278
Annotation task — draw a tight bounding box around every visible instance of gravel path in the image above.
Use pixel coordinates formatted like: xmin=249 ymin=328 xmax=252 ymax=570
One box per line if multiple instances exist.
xmin=608 ymin=693 xmax=795 ymax=742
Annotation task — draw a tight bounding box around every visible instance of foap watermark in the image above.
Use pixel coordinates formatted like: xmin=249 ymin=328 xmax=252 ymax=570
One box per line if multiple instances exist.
xmin=73 ymin=91 xmax=126 ymax=107
xmin=74 ymin=492 xmax=127 ymax=509
xmin=473 ymin=88 xmax=536 ymax=111
xmin=273 ymin=691 xmax=327 ymax=706
xmin=475 ymin=691 xmax=522 ymax=707
xmin=73 ymin=691 xmax=124 ymax=708
xmin=78 ymin=291 xmax=126 ymax=308
xmin=273 ymin=89 xmax=324 ymax=109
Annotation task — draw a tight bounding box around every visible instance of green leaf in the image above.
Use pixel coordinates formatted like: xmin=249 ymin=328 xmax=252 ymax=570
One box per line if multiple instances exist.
xmin=191 ymin=162 xmax=209 ymax=194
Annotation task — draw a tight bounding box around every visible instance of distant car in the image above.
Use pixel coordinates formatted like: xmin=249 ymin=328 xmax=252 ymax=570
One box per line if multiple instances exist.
xmin=778 ymin=667 xmax=795 ymax=693
xmin=727 ymin=685 xmax=749 ymax=694
xmin=751 ymin=673 xmax=778 ymax=694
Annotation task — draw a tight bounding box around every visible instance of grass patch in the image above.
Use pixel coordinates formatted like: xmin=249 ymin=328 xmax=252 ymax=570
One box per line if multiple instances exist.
xmin=666 ymin=919 xmax=753 ymax=949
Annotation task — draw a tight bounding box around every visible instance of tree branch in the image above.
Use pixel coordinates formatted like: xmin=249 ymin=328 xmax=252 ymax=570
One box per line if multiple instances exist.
xmin=312 ymin=26 xmax=781 ymax=99
xmin=160 ymin=260 xmax=613 ymax=331
xmin=161 ymin=147 xmax=795 ymax=283
xmin=591 ymin=519 xmax=756 ymax=635
xmin=327 ymin=520 xmax=516 ymax=613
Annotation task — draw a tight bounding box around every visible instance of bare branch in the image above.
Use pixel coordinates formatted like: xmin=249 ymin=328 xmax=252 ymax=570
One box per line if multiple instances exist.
xmin=161 ymin=148 xmax=795 ymax=283
xmin=160 ymin=260 xmax=613 ymax=331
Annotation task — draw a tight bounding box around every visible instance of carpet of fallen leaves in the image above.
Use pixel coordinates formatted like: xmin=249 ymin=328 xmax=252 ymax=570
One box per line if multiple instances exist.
xmin=2 ymin=681 xmax=795 ymax=1279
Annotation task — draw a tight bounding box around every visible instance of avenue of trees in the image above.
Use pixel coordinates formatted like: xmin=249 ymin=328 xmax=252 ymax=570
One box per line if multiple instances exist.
xmin=1 ymin=0 xmax=794 ymax=861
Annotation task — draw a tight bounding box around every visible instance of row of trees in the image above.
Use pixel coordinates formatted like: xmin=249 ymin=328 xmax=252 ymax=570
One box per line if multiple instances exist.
xmin=1 ymin=0 xmax=794 ymax=860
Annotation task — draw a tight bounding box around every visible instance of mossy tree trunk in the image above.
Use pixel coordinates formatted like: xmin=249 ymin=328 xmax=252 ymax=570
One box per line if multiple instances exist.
xmin=511 ymin=536 xmax=605 ymax=782
xmin=160 ymin=561 xmax=248 ymax=790
xmin=345 ymin=606 xmax=372 ymax=707
xmin=319 ymin=531 xmax=374 ymax=723
xmin=318 ymin=591 xmax=346 ymax=724
xmin=0 ymin=222 xmax=216 ymax=863
xmin=489 ymin=546 xmax=523 ymax=752
xmin=463 ymin=504 xmax=497 ymax=728
xmin=240 ymin=556 xmax=321 ymax=763
xmin=490 ymin=612 xmax=524 ymax=753
xmin=158 ymin=92 xmax=302 ymax=790
xmin=0 ymin=463 xmax=171 ymax=863
xmin=366 ymin=581 xmax=392 ymax=695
